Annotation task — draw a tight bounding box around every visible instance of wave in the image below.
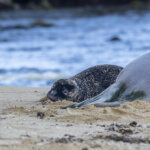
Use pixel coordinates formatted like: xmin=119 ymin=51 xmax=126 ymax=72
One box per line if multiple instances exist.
xmin=0 ymin=72 xmax=67 ymax=87
xmin=0 ymin=67 xmax=61 ymax=74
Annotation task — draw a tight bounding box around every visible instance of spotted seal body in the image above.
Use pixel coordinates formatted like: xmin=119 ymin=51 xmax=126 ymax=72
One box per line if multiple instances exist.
xmin=62 ymin=52 xmax=150 ymax=109
xmin=47 ymin=65 xmax=123 ymax=102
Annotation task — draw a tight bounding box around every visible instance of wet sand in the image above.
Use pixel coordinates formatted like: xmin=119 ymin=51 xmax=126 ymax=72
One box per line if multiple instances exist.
xmin=0 ymin=86 xmax=150 ymax=150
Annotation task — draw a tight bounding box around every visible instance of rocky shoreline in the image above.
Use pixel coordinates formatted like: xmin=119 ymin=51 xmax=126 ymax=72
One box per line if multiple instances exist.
xmin=0 ymin=0 xmax=150 ymax=10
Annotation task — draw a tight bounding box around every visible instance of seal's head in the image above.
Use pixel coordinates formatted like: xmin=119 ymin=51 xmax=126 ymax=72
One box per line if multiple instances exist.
xmin=47 ymin=79 xmax=78 ymax=102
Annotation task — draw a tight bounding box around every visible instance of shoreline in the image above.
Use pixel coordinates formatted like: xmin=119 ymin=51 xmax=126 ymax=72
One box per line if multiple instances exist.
xmin=0 ymin=86 xmax=150 ymax=150
xmin=0 ymin=0 xmax=150 ymax=10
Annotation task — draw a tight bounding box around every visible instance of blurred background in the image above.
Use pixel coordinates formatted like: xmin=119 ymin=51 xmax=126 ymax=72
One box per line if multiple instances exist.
xmin=0 ymin=0 xmax=150 ymax=87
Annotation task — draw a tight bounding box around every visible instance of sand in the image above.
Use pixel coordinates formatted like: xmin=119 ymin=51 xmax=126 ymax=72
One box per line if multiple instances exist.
xmin=0 ymin=86 xmax=150 ymax=150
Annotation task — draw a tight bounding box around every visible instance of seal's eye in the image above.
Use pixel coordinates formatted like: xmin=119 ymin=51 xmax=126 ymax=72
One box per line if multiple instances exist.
xmin=62 ymin=87 xmax=69 ymax=96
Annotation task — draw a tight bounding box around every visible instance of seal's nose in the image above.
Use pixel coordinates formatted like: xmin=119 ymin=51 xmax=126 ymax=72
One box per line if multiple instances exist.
xmin=50 ymin=90 xmax=57 ymax=96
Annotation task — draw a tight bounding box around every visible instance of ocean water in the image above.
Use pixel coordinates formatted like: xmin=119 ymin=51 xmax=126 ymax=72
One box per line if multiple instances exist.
xmin=0 ymin=9 xmax=150 ymax=87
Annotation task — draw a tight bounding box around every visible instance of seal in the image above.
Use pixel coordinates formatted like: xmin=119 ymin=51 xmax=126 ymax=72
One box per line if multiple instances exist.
xmin=62 ymin=52 xmax=150 ymax=109
xmin=47 ymin=65 xmax=123 ymax=102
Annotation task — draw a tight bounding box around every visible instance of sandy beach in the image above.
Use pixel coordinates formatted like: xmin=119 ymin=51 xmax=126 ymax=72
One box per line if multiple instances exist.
xmin=0 ymin=86 xmax=150 ymax=150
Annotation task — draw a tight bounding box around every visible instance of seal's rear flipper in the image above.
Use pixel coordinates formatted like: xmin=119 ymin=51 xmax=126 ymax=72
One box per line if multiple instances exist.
xmin=94 ymin=101 xmax=124 ymax=107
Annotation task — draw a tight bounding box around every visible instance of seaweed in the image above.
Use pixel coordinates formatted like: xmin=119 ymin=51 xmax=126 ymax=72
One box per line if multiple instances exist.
xmin=125 ymin=91 xmax=146 ymax=101
xmin=106 ymin=83 xmax=146 ymax=103
xmin=106 ymin=83 xmax=127 ymax=103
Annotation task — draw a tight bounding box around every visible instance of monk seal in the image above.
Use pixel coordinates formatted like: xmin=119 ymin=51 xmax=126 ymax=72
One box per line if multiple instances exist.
xmin=47 ymin=65 xmax=123 ymax=103
xmin=62 ymin=52 xmax=150 ymax=109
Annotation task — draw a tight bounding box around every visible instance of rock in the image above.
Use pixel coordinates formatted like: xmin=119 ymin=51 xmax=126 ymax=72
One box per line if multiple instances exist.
xmin=0 ymin=0 xmax=14 ymax=10
xmin=129 ymin=121 xmax=137 ymax=127
xmin=109 ymin=36 xmax=121 ymax=42
xmin=3 ymin=0 xmax=150 ymax=9
xmin=37 ymin=112 xmax=45 ymax=119
xmin=31 ymin=21 xmax=54 ymax=28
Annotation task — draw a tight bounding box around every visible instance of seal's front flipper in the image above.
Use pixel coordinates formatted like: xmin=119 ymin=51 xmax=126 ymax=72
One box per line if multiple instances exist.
xmin=61 ymin=103 xmax=78 ymax=109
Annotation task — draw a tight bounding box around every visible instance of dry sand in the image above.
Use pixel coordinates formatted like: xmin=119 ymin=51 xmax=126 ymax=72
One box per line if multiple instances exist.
xmin=0 ymin=86 xmax=150 ymax=150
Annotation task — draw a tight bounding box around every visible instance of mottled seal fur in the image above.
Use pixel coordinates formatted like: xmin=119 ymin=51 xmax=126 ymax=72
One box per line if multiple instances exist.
xmin=62 ymin=52 xmax=150 ymax=109
xmin=47 ymin=65 xmax=123 ymax=102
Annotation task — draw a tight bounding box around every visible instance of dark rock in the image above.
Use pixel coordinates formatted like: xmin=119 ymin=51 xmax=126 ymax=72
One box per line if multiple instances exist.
xmin=48 ymin=0 xmax=149 ymax=7
xmin=0 ymin=1 xmax=13 ymax=10
xmin=110 ymin=36 xmax=121 ymax=42
xmin=0 ymin=39 xmax=9 ymax=42
xmin=129 ymin=121 xmax=137 ymax=127
xmin=37 ymin=112 xmax=45 ymax=119
xmin=4 ymin=0 xmax=150 ymax=9
xmin=82 ymin=148 xmax=88 ymax=150
xmin=31 ymin=21 xmax=54 ymax=28
xmin=94 ymin=134 xmax=150 ymax=144
xmin=119 ymin=128 xmax=133 ymax=135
